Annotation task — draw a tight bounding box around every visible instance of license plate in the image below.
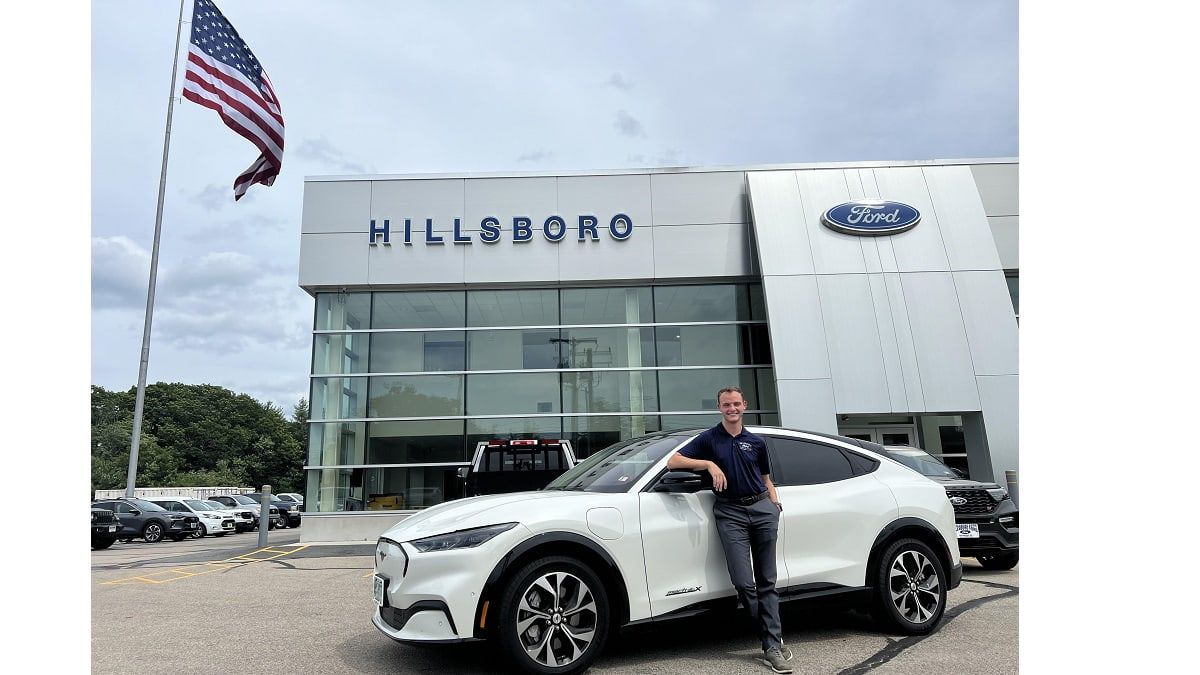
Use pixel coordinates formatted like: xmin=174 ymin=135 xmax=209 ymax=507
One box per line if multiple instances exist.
xmin=108 ymin=525 xmax=117 ymax=532
xmin=186 ymin=522 xmax=197 ymax=529
xmin=956 ymin=523 xmax=979 ymax=538
xmin=372 ymin=575 xmax=387 ymax=607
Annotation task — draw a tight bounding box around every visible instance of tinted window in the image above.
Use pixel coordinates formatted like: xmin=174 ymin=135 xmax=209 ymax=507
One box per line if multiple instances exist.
xmin=112 ymin=502 xmax=135 ymax=514
xmin=764 ymin=437 xmax=856 ymax=486
xmin=844 ymin=450 xmax=880 ymax=475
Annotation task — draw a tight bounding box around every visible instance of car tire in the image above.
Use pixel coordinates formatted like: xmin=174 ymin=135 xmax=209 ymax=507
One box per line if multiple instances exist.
xmin=91 ymin=537 xmax=115 ymax=550
xmin=194 ymin=523 xmax=208 ymax=539
xmin=142 ymin=521 xmax=165 ymax=543
xmin=872 ymin=538 xmax=947 ymax=635
xmin=976 ymin=551 xmax=1019 ymax=570
xmin=496 ymin=555 xmax=610 ymax=674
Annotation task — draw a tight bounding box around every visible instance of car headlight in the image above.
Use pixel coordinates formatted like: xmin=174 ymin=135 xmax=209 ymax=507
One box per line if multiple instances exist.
xmin=986 ymin=487 xmax=1009 ymax=501
xmin=204 ymin=513 xmax=221 ymax=519
xmin=408 ymin=523 xmax=519 ymax=553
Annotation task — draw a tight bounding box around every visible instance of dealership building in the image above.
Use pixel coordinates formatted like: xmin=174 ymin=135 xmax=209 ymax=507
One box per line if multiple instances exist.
xmin=297 ymin=158 xmax=1018 ymax=540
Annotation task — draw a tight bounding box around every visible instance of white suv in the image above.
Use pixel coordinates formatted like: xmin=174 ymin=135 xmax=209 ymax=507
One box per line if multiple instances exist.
xmin=146 ymin=498 xmax=235 ymax=537
xmin=372 ymin=427 xmax=961 ymax=673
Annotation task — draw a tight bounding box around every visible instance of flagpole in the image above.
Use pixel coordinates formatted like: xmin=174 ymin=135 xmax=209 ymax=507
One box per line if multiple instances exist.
xmin=126 ymin=0 xmax=188 ymax=498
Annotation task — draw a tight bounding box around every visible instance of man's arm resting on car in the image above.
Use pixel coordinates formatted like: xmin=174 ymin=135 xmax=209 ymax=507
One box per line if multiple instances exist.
xmin=667 ymin=452 xmax=727 ymax=491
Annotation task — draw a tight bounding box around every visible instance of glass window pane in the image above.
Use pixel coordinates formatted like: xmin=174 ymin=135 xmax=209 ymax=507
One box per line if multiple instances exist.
xmin=565 ymin=415 xmax=661 ymax=458
xmin=312 ymin=333 xmax=369 ymax=375
xmin=749 ymin=283 xmax=766 ymax=320
xmin=373 ymin=291 xmax=465 ymax=329
xmin=468 ymin=289 xmax=558 ymax=327
xmin=756 ymin=368 xmax=778 ymax=411
xmin=368 ymin=375 xmax=464 ymax=417
xmin=1005 ymin=273 xmax=1019 ymax=315
xmin=745 ymin=324 xmax=772 ymax=364
xmin=765 ymin=437 xmax=855 ymax=486
xmin=560 ymin=327 xmax=655 ymax=368
xmin=654 ymin=284 xmax=750 ymax=322
xmin=658 ymin=414 xmax=721 ymax=432
xmin=315 ymin=293 xmax=370 ymax=330
xmin=656 ymin=325 xmax=741 ymax=366
xmin=466 ymin=417 xmax=563 ymax=450
xmin=468 ymin=329 xmax=560 ymax=370
xmin=367 ymin=420 xmax=466 ymax=464
xmin=307 ymin=422 xmax=366 ymax=466
xmin=758 ymin=413 xmax=781 ymax=426
xmin=657 ymin=368 xmax=757 ymax=411
xmin=306 ymin=466 xmax=463 ymax=512
xmin=310 ymin=377 xmax=367 ymax=419
xmin=562 ymin=371 xmax=658 ymax=414
xmin=371 ymin=332 xmax=466 ymax=372
xmin=466 ymin=373 xmax=560 ymax=415
xmin=560 ymin=287 xmax=652 ymax=325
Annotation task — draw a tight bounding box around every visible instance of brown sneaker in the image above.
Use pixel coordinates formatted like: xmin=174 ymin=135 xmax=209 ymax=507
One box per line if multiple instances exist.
xmin=780 ymin=643 xmax=794 ymax=661
xmin=759 ymin=647 xmax=793 ymax=673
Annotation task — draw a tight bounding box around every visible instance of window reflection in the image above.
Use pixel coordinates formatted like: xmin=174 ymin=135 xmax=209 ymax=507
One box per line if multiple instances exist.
xmin=559 ymin=327 xmax=655 ymax=368
xmin=310 ymin=377 xmax=367 ymax=420
xmin=466 ymin=373 xmax=560 ymax=415
xmin=307 ymin=466 xmax=466 ymax=512
xmin=468 ymin=329 xmax=560 ymax=370
xmin=367 ymin=420 xmax=466 ymax=463
xmin=654 ymin=284 xmax=750 ymax=322
xmin=468 ymin=289 xmax=558 ymax=326
xmin=374 ymin=291 xmax=465 ymax=329
xmin=371 ymin=332 xmax=466 ymax=372
xmin=368 ymin=375 xmax=464 ymax=417
xmin=657 ymin=368 xmax=757 ymax=410
xmin=562 ymin=371 xmax=657 ymax=414
xmin=312 ymin=333 xmax=368 ymax=375
xmin=315 ymin=293 xmax=370 ymax=330
xmin=565 ymin=415 xmax=660 ymax=458
xmin=307 ymin=422 xmax=365 ymax=466
xmin=560 ymin=287 xmax=652 ymax=325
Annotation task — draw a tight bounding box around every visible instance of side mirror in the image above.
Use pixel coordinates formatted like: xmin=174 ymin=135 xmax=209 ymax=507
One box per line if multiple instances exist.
xmin=456 ymin=467 xmax=469 ymax=480
xmin=129 ymin=509 xmax=140 ymax=516
xmin=651 ymin=470 xmax=706 ymax=493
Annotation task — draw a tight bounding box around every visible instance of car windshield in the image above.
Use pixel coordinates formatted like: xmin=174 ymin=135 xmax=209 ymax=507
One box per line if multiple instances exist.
xmin=231 ymin=495 xmax=256 ymax=505
xmin=544 ymin=433 xmax=690 ymax=493
xmin=127 ymin=498 xmax=166 ymax=512
xmin=885 ymin=448 xmax=958 ymax=478
xmin=277 ymin=494 xmax=297 ymax=502
xmin=185 ymin=500 xmax=212 ymax=511
xmin=204 ymin=501 xmax=226 ymax=510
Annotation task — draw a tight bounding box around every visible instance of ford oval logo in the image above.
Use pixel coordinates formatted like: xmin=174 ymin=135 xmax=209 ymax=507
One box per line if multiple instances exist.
xmin=821 ymin=199 xmax=920 ymax=236
xmin=949 ymin=496 xmax=968 ymax=506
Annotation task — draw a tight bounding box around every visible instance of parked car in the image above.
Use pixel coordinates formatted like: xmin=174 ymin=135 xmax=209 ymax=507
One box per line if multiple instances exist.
xmin=91 ymin=497 xmax=200 ymax=543
xmin=91 ymin=506 xmax=122 ymax=550
xmin=462 ymin=438 xmax=578 ymax=498
xmin=881 ymin=445 xmax=1019 ymax=570
xmin=372 ymin=427 xmax=961 ymax=673
xmin=207 ymin=494 xmax=285 ymax=529
xmin=202 ymin=500 xmax=256 ymax=533
xmin=145 ymin=497 xmax=236 ymax=538
xmin=245 ymin=493 xmax=302 ymax=528
xmin=276 ymin=492 xmax=304 ymax=511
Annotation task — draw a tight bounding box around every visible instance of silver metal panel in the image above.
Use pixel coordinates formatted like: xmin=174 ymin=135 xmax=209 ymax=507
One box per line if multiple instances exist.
xmin=882 ymin=274 xmax=925 ymax=411
xmin=923 ymin=166 xmax=1002 ymax=271
xmin=367 ymin=239 xmax=466 ymax=285
xmin=953 ymin=271 xmax=1019 ymax=376
xmin=969 ymin=163 xmax=1019 ymax=216
xmin=746 ymin=171 xmax=814 ymax=275
xmin=651 ymin=224 xmax=756 ymax=279
xmin=650 ymin=171 xmax=748 ymax=225
xmin=976 ymin=374 xmax=1019 ymax=481
xmin=870 ymin=168 xmax=950 ymax=272
xmin=370 ymin=179 xmax=465 ymax=232
xmin=775 ymin=378 xmax=837 ymax=433
xmin=899 ymin=272 xmax=980 ymax=411
xmin=867 ymin=274 xmax=910 ymax=412
xmin=816 ymin=275 xmax=891 ymax=413
xmin=299 ymin=233 xmax=370 ymax=286
xmin=557 ymin=173 xmax=653 ymax=236
xmin=558 ymin=234 xmax=654 ymax=282
xmin=462 ymin=236 xmax=560 ymax=284
xmin=795 ymin=169 xmax=865 ymax=274
xmin=464 ymin=177 xmax=559 ymax=231
xmin=761 ymin=275 xmax=830 ymax=380
xmin=301 ymin=181 xmax=372 ymax=234
xmin=989 ymin=216 xmax=1019 ymax=269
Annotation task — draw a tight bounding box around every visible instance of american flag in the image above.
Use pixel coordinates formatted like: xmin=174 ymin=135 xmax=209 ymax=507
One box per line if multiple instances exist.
xmin=182 ymin=0 xmax=284 ymax=201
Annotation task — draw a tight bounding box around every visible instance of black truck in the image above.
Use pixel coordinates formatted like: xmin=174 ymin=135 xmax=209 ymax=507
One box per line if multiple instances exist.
xmin=462 ymin=438 xmax=579 ymax=497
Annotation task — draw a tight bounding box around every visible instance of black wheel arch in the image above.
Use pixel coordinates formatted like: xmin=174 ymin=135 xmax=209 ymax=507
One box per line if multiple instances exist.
xmin=473 ymin=531 xmax=630 ymax=640
xmin=867 ymin=517 xmax=954 ymax=589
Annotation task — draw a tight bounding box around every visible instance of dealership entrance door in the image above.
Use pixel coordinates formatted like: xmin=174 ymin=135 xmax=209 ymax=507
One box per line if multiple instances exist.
xmin=838 ymin=426 xmax=917 ymax=446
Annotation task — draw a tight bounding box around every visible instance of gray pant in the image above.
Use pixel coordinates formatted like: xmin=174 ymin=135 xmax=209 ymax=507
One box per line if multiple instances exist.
xmin=713 ymin=497 xmax=782 ymax=651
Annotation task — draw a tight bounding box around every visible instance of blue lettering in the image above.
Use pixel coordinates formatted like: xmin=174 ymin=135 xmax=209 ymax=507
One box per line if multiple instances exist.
xmin=480 ymin=217 xmax=501 ymax=243
xmin=369 ymin=219 xmax=390 ymax=245
xmin=425 ymin=218 xmax=444 ymax=244
xmin=513 ymin=217 xmax=533 ymax=242
xmin=609 ymin=213 xmax=633 ymax=240
xmin=577 ymin=215 xmax=599 ymax=241
xmin=403 ymin=218 xmax=412 ymax=245
xmin=543 ymin=216 xmax=566 ymax=242
xmin=453 ymin=218 xmax=471 ymax=244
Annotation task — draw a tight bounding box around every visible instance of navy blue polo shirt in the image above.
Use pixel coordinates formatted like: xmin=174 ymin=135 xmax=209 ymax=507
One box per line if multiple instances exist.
xmin=679 ymin=424 xmax=771 ymax=499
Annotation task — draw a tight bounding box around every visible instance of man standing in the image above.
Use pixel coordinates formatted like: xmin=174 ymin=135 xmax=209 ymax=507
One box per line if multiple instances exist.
xmin=667 ymin=386 xmax=793 ymax=673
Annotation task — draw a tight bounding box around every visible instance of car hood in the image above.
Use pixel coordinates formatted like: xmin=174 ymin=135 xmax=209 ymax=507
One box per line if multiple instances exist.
xmin=928 ymin=476 xmax=1003 ymax=490
xmin=381 ymin=490 xmax=598 ymax=542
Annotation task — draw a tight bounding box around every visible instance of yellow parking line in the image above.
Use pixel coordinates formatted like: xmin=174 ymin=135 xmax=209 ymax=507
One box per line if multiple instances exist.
xmin=100 ymin=545 xmax=311 ymax=586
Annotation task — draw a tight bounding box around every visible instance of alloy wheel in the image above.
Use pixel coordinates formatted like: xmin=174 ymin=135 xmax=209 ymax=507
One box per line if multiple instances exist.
xmin=888 ymin=549 xmax=941 ymax=624
xmin=515 ymin=571 xmax=599 ymax=668
xmin=144 ymin=523 xmax=163 ymax=543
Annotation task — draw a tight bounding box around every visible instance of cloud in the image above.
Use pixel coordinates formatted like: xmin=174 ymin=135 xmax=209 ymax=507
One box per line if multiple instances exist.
xmin=295 ymin=137 xmax=374 ymax=174
xmin=517 ymin=150 xmax=554 ymax=163
xmin=605 ymin=73 xmax=634 ymax=91
xmin=614 ymin=110 xmax=646 ymax=138
xmin=179 ymin=213 xmax=289 ymax=246
xmin=189 ymin=184 xmax=230 ymax=212
xmin=92 ymin=236 xmax=150 ymax=310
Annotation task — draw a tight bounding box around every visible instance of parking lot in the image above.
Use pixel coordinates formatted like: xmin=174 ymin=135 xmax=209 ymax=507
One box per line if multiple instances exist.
xmin=92 ymin=533 xmax=1017 ymax=674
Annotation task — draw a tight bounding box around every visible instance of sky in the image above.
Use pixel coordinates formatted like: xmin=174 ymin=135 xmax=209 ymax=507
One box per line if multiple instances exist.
xmin=90 ymin=0 xmax=1018 ymax=412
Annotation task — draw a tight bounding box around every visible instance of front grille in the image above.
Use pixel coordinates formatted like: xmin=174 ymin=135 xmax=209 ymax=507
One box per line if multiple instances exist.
xmin=947 ymin=489 xmax=996 ymax=515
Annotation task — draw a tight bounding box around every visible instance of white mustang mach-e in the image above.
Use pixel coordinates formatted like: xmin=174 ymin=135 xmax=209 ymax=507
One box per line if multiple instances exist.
xmin=372 ymin=427 xmax=961 ymax=674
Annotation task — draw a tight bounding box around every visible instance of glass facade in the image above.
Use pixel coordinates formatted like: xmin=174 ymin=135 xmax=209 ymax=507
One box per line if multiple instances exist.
xmin=305 ymin=283 xmax=777 ymax=512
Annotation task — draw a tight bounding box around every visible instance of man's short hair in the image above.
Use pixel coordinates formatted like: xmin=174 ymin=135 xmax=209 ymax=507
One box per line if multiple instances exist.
xmin=716 ymin=386 xmax=745 ymax=402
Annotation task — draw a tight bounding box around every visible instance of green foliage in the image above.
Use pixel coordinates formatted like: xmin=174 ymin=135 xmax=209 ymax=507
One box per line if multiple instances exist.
xmin=90 ymin=383 xmax=308 ymax=496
